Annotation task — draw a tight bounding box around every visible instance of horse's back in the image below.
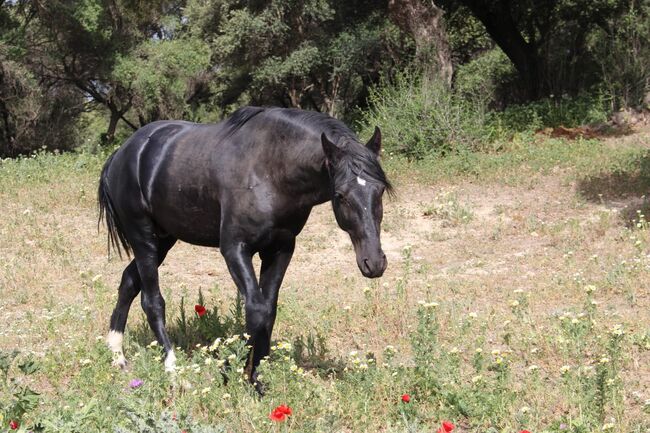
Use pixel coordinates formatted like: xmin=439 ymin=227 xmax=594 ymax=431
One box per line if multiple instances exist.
xmin=100 ymin=108 xmax=328 ymax=248
xmin=102 ymin=120 xmax=226 ymax=246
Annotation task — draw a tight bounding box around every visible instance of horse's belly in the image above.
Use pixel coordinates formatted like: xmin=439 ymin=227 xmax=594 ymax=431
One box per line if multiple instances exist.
xmin=152 ymin=203 xmax=221 ymax=247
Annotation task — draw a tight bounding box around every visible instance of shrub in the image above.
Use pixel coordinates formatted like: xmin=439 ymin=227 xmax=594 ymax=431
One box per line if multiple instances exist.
xmin=359 ymin=71 xmax=493 ymax=159
xmin=0 ymin=52 xmax=83 ymax=158
xmin=454 ymin=48 xmax=518 ymax=109
xmin=493 ymin=93 xmax=610 ymax=133
xmin=589 ymin=1 xmax=650 ymax=110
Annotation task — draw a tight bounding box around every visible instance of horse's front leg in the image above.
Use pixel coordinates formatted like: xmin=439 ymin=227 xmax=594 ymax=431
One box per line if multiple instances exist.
xmin=220 ymin=239 xmax=270 ymax=389
xmin=255 ymin=238 xmax=296 ymax=376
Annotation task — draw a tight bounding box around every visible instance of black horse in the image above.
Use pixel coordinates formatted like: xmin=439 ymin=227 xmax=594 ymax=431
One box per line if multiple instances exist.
xmin=98 ymin=106 xmax=391 ymax=387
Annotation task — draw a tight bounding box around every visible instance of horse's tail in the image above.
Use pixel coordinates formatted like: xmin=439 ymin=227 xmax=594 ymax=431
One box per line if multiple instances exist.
xmin=98 ymin=152 xmax=131 ymax=259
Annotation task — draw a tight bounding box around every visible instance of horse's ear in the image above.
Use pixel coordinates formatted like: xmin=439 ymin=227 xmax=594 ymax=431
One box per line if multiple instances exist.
xmin=322 ymin=133 xmax=344 ymax=165
xmin=366 ymin=126 xmax=381 ymax=155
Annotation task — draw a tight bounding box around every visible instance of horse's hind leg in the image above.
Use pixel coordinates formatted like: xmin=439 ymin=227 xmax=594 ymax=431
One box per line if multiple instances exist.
xmin=132 ymin=235 xmax=178 ymax=372
xmin=107 ymin=260 xmax=140 ymax=368
xmin=107 ymin=236 xmax=176 ymax=368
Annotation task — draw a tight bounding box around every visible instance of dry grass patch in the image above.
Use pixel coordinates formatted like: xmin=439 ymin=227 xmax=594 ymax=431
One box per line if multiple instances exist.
xmin=1 ymin=134 xmax=650 ymax=431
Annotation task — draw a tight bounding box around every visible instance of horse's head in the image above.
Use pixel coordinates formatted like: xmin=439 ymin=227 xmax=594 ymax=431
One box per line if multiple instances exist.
xmin=322 ymin=127 xmax=392 ymax=278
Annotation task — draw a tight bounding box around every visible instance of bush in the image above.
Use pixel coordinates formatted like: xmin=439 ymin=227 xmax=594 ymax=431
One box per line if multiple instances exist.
xmin=589 ymin=1 xmax=650 ymax=110
xmin=493 ymin=93 xmax=610 ymax=133
xmin=454 ymin=48 xmax=518 ymax=109
xmin=0 ymin=47 xmax=83 ymax=158
xmin=359 ymin=72 xmax=493 ymax=159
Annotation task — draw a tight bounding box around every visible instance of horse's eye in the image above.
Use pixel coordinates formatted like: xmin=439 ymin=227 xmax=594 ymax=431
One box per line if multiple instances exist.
xmin=334 ymin=192 xmax=348 ymax=205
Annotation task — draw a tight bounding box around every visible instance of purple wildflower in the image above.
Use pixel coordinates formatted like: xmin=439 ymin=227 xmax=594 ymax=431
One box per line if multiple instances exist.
xmin=129 ymin=378 xmax=144 ymax=389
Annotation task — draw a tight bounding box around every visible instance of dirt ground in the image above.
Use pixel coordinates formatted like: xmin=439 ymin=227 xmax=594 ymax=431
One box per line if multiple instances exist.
xmin=1 ymin=127 xmax=649 ymax=418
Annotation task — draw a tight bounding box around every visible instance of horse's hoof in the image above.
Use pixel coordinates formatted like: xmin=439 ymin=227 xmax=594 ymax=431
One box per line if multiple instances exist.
xmin=254 ymin=380 xmax=266 ymax=396
xmin=112 ymin=355 xmax=127 ymax=369
xmin=252 ymin=375 xmax=266 ymax=396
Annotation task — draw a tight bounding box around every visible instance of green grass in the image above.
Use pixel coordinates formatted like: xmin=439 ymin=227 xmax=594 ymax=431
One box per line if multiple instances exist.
xmin=382 ymin=133 xmax=650 ymax=187
xmin=2 ymin=281 xmax=646 ymax=432
xmin=1 ymin=133 xmax=650 ymax=432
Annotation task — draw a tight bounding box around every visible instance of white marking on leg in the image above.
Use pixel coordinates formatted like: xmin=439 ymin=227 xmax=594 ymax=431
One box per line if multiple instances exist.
xmin=164 ymin=350 xmax=177 ymax=372
xmin=107 ymin=330 xmax=127 ymax=368
xmin=356 ymin=176 xmax=367 ymax=186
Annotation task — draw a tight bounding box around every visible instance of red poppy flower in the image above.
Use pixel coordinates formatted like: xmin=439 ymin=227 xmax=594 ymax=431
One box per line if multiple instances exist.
xmin=276 ymin=405 xmax=292 ymax=415
xmin=9 ymin=420 xmax=19 ymax=430
xmin=401 ymin=393 xmax=410 ymax=403
xmin=194 ymin=304 xmax=207 ymax=317
xmin=519 ymin=431 xmax=532 ymax=433
xmin=436 ymin=421 xmax=455 ymax=433
xmin=269 ymin=404 xmax=292 ymax=421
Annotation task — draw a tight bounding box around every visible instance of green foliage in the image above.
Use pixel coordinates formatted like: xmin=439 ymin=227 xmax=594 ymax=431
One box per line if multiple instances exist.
xmin=588 ymin=0 xmax=650 ymax=109
xmin=115 ymin=400 xmax=227 ymax=433
xmin=73 ymin=0 xmax=105 ymax=34
xmin=440 ymin=0 xmax=645 ymax=104
xmin=2 ymin=0 xmax=648 ymax=157
xmin=0 ymin=49 xmax=82 ymax=157
xmin=0 ymin=4 xmax=84 ymax=157
xmin=360 ymin=71 xmax=492 ymax=159
xmin=0 ymin=146 xmax=107 ymax=194
xmin=186 ymin=0 xmax=410 ymax=117
xmin=494 ymin=93 xmax=609 ymax=133
xmin=360 ymin=63 xmax=613 ymax=161
xmin=113 ymin=37 xmax=212 ymax=123
xmin=454 ymin=48 xmax=517 ymax=107
xmin=0 ymin=350 xmax=40 ymax=429
xmin=445 ymin=5 xmax=492 ymax=65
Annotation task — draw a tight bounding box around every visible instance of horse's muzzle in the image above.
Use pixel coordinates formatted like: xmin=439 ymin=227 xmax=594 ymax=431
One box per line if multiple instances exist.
xmin=358 ymin=252 xmax=387 ymax=278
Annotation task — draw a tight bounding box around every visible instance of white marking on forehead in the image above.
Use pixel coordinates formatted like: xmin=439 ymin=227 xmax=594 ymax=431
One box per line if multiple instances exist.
xmin=356 ymin=176 xmax=367 ymax=186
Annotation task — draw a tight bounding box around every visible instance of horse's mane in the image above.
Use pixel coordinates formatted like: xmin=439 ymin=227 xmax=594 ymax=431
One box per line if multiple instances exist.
xmin=223 ymin=106 xmax=393 ymax=194
xmin=221 ymin=106 xmax=266 ymax=138
xmin=270 ymin=108 xmax=393 ymax=194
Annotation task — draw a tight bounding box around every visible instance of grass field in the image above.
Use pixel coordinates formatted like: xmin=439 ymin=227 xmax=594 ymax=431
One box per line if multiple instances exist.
xmin=1 ymin=127 xmax=650 ymax=432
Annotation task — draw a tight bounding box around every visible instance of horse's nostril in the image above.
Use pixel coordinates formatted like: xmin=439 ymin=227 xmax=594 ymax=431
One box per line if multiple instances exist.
xmin=363 ymin=258 xmax=371 ymax=273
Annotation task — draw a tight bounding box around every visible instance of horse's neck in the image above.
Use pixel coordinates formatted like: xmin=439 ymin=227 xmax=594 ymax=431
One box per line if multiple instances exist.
xmin=280 ymin=143 xmax=331 ymax=208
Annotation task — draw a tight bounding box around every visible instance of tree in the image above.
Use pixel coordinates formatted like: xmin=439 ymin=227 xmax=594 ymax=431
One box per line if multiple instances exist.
xmin=112 ymin=36 xmax=212 ymax=125
xmin=445 ymin=0 xmax=626 ymax=100
xmin=0 ymin=0 xmax=83 ymax=156
xmin=388 ymin=0 xmax=453 ymax=85
xmin=185 ymin=0 xmax=411 ymax=117
xmin=27 ymin=0 xmax=183 ymax=142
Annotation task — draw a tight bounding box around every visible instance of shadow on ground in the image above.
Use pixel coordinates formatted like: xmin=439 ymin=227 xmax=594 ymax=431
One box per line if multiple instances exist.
xmin=291 ymin=332 xmax=346 ymax=377
xmin=130 ymin=294 xmax=245 ymax=351
xmin=576 ymin=150 xmax=650 ymax=202
xmin=129 ymin=296 xmax=345 ymax=376
xmin=576 ymin=150 xmax=650 ymax=228
xmin=618 ymin=197 xmax=650 ymax=228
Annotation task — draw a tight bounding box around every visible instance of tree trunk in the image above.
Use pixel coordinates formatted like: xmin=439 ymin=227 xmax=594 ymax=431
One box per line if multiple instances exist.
xmin=459 ymin=0 xmax=541 ymax=100
xmin=105 ymin=107 xmax=120 ymax=144
xmin=389 ymin=0 xmax=453 ymax=86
